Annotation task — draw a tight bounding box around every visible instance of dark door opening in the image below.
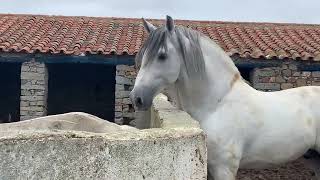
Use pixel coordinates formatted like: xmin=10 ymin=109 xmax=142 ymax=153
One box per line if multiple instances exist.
xmin=0 ymin=62 xmax=21 ymax=123
xmin=238 ymin=67 xmax=253 ymax=85
xmin=47 ymin=63 xmax=116 ymax=121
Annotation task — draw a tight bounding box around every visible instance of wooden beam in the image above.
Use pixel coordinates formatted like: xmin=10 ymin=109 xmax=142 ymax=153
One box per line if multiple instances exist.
xmin=234 ymin=57 xmax=320 ymax=71
xmin=0 ymin=53 xmax=135 ymax=65
xmin=233 ymin=58 xmax=282 ymax=68
xmin=2 ymin=52 xmax=320 ymax=71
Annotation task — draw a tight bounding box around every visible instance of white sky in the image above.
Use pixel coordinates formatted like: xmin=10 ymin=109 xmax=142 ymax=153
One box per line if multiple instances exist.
xmin=0 ymin=0 xmax=319 ymax=24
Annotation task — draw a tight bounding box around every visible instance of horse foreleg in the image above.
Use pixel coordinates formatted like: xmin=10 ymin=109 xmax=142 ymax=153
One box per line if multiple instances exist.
xmin=208 ymin=164 xmax=238 ymax=180
xmin=207 ymin=154 xmax=240 ymax=180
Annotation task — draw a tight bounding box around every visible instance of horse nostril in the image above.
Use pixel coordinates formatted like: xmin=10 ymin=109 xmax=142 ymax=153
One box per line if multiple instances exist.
xmin=135 ymin=97 xmax=143 ymax=106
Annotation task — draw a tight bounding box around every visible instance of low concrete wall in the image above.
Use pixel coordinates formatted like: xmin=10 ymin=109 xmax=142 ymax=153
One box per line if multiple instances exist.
xmin=150 ymin=94 xmax=201 ymax=129
xmin=0 ymin=94 xmax=207 ymax=180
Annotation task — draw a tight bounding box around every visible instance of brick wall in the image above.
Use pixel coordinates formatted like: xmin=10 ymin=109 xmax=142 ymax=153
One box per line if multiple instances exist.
xmin=251 ymin=62 xmax=320 ymax=91
xmin=114 ymin=65 xmax=136 ymax=125
xmin=20 ymin=60 xmax=48 ymax=120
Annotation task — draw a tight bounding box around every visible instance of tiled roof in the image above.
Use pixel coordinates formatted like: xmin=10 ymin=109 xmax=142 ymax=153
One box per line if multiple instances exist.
xmin=1 ymin=14 xmax=320 ymax=61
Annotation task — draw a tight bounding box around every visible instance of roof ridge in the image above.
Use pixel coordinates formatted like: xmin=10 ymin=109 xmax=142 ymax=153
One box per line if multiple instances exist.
xmin=0 ymin=13 xmax=319 ymax=27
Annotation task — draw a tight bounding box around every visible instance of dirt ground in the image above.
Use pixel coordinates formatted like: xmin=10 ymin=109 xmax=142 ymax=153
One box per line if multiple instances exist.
xmin=237 ymin=158 xmax=315 ymax=180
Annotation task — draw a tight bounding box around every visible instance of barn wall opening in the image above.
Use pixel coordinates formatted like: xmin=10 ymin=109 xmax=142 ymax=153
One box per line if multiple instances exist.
xmin=238 ymin=67 xmax=253 ymax=84
xmin=0 ymin=62 xmax=21 ymax=123
xmin=47 ymin=63 xmax=116 ymax=122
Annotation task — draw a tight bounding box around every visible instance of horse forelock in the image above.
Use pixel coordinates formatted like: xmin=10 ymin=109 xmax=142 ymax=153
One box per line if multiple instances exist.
xmin=135 ymin=27 xmax=168 ymax=68
xmin=174 ymin=27 xmax=206 ymax=79
xmin=135 ymin=25 xmax=206 ymax=79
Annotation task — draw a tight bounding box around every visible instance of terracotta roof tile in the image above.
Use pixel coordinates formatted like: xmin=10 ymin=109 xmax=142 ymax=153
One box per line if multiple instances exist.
xmin=0 ymin=14 xmax=320 ymax=61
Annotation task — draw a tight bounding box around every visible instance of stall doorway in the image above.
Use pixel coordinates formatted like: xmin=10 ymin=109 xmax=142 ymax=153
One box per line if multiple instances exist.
xmin=238 ymin=67 xmax=253 ymax=85
xmin=0 ymin=62 xmax=21 ymax=123
xmin=47 ymin=63 xmax=116 ymax=121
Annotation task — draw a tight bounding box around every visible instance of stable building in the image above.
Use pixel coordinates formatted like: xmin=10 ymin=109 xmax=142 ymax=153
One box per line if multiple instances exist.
xmin=0 ymin=14 xmax=320 ymax=126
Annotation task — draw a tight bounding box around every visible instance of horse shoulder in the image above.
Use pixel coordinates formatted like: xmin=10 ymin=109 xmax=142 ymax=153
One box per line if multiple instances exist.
xmin=201 ymin=99 xmax=258 ymax=145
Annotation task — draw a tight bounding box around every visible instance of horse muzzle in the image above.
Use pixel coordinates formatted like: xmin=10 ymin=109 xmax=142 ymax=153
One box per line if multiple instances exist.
xmin=130 ymin=89 xmax=154 ymax=111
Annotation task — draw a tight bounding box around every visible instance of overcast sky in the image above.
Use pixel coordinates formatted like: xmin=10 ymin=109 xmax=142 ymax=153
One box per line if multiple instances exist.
xmin=0 ymin=0 xmax=319 ymax=24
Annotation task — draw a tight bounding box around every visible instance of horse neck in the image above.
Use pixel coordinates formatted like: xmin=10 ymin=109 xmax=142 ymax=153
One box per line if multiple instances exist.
xmin=170 ymin=36 xmax=251 ymax=121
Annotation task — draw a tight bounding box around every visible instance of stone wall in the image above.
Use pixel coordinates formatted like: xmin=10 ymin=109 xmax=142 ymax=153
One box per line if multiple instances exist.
xmin=114 ymin=65 xmax=136 ymax=125
xmin=20 ymin=60 xmax=48 ymax=120
xmin=251 ymin=61 xmax=320 ymax=91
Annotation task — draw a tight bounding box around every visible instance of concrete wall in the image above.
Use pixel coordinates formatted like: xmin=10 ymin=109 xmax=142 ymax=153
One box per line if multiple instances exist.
xmin=0 ymin=94 xmax=207 ymax=180
xmin=150 ymin=94 xmax=201 ymax=129
xmin=20 ymin=60 xmax=48 ymax=120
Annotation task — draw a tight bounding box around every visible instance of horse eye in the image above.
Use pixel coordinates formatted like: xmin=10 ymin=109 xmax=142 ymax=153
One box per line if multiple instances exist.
xmin=158 ymin=53 xmax=167 ymax=61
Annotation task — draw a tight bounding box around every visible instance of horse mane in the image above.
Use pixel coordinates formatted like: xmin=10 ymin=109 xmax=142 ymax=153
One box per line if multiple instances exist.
xmin=135 ymin=25 xmax=206 ymax=79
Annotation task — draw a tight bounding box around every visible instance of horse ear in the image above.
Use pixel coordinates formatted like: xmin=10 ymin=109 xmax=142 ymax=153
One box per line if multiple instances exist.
xmin=142 ymin=18 xmax=156 ymax=33
xmin=166 ymin=15 xmax=174 ymax=32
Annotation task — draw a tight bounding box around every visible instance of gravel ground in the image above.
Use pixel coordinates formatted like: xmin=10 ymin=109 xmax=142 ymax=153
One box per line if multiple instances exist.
xmin=237 ymin=158 xmax=315 ymax=180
